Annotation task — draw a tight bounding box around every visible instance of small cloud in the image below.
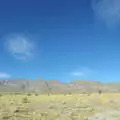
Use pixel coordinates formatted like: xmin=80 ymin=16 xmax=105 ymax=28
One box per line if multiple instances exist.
xmin=0 ymin=73 xmax=11 ymax=79
xmin=5 ymin=34 xmax=35 ymax=60
xmin=92 ymin=0 xmax=120 ymax=28
xmin=71 ymin=67 xmax=92 ymax=77
xmin=71 ymin=72 xmax=85 ymax=77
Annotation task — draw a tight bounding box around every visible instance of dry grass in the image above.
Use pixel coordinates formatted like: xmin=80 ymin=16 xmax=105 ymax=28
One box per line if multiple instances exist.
xmin=0 ymin=93 xmax=120 ymax=119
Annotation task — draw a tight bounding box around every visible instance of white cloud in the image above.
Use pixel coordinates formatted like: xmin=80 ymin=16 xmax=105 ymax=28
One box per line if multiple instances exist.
xmin=5 ymin=34 xmax=35 ymax=60
xmin=71 ymin=67 xmax=92 ymax=77
xmin=92 ymin=0 xmax=120 ymax=28
xmin=71 ymin=72 xmax=85 ymax=76
xmin=0 ymin=73 xmax=11 ymax=79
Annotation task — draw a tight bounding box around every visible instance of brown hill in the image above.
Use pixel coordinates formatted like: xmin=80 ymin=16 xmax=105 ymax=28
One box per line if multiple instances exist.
xmin=0 ymin=79 xmax=120 ymax=93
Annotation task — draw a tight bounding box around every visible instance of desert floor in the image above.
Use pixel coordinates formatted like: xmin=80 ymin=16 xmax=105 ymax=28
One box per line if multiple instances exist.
xmin=0 ymin=93 xmax=120 ymax=120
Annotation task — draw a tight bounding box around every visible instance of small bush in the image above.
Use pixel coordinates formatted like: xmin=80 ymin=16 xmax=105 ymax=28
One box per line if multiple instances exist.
xmin=27 ymin=93 xmax=32 ymax=96
xmin=98 ymin=89 xmax=102 ymax=94
xmin=22 ymin=97 xmax=29 ymax=103
xmin=14 ymin=92 xmax=21 ymax=95
xmin=34 ymin=93 xmax=39 ymax=96
xmin=0 ymin=94 xmax=3 ymax=97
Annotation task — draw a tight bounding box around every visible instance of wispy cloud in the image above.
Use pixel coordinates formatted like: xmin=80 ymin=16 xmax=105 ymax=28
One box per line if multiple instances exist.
xmin=0 ymin=72 xmax=11 ymax=79
xmin=5 ymin=34 xmax=35 ymax=60
xmin=92 ymin=0 xmax=120 ymax=28
xmin=71 ymin=67 xmax=92 ymax=77
xmin=71 ymin=72 xmax=85 ymax=77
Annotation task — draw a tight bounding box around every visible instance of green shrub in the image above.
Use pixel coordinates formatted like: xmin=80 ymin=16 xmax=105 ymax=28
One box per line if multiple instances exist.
xmin=0 ymin=94 xmax=2 ymax=97
xmin=27 ymin=93 xmax=32 ymax=96
xmin=22 ymin=97 xmax=29 ymax=103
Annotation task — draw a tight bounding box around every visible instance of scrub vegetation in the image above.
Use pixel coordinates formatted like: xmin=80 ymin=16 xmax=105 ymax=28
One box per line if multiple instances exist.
xmin=0 ymin=93 xmax=120 ymax=120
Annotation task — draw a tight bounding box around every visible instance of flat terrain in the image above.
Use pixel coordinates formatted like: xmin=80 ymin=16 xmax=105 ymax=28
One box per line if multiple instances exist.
xmin=0 ymin=93 xmax=120 ymax=120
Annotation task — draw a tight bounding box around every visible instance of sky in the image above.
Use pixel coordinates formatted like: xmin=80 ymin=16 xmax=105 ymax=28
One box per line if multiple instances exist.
xmin=0 ymin=0 xmax=120 ymax=82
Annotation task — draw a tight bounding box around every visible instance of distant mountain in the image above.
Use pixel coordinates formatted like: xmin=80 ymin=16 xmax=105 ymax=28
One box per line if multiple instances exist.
xmin=0 ymin=79 xmax=120 ymax=93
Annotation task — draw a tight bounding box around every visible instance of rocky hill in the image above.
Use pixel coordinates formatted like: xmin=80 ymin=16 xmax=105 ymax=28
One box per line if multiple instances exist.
xmin=0 ymin=79 xmax=120 ymax=93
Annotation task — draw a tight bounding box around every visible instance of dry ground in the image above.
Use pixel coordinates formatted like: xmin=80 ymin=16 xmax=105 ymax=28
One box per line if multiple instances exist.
xmin=0 ymin=93 xmax=120 ymax=120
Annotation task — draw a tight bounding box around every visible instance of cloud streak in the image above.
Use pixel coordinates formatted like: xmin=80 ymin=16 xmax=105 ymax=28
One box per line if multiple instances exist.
xmin=5 ymin=34 xmax=35 ymax=60
xmin=71 ymin=67 xmax=92 ymax=77
xmin=92 ymin=0 xmax=120 ymax=28
xmin=0 ymin=73 xmax=11 ymax=79
xmin=71 ymin=72 xmax=85 ymax=77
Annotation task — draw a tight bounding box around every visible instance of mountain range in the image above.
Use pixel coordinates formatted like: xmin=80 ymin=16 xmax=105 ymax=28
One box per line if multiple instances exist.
xmin=0 ymin=79 xmax=120 ymax=93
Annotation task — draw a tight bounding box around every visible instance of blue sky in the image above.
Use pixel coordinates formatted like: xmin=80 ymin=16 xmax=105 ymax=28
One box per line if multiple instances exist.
xmin=0 ymin=0 xmax=120 ymax=82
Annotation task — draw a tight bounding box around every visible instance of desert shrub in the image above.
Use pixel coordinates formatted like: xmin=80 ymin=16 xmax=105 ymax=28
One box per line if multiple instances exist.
xmin=82 ymin=92 xmax=87 ymax=94
xmin=87 ymin=93 xmax=91 ymax=96
xmin=14 ymin=92 xmax=21 ymax=95
xmin=27 ymin=93 xmax=32 ymax=96
xmin=0 ymin=94 xmax=2 ymax=97
xmin=22 ymin=97 xmax=29 ymax=103
xmin=34 ymin=93 xmax=39 ymax=96
xmin=98 ymin=89 xmax=102 ymax=94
